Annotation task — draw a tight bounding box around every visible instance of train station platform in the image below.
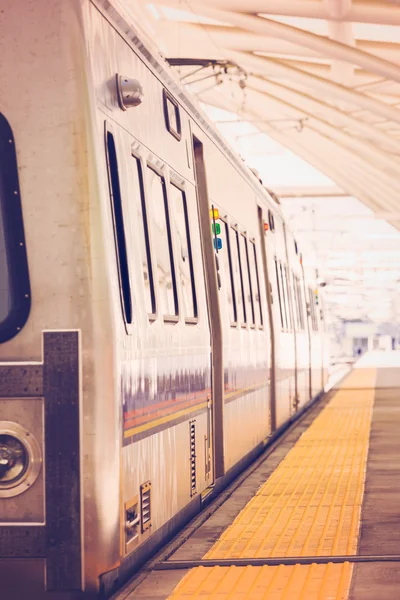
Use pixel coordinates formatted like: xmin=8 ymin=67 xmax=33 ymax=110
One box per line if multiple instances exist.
xmin=115 ymin=351 xmax=400 ymax=600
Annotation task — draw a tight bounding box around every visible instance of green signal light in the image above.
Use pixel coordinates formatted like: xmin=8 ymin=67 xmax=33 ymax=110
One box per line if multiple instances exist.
xmin=212 ymin=222 xmax=221 ymax=235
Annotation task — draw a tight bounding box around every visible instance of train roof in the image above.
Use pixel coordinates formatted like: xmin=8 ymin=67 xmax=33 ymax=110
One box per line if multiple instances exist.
xmin=97 ymin=0 xmax=282 ymax=216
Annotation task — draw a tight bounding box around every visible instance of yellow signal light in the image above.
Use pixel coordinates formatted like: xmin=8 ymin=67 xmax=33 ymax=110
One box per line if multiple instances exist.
xmin=210 ymin=208 xmax=219 ymax=220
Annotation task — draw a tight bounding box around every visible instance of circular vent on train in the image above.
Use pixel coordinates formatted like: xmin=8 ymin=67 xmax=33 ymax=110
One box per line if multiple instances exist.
xmin=0 ymin=422 xmax=42 ymax=498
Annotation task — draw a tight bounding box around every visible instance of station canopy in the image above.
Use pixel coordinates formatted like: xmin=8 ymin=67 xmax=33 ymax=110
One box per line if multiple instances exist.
xmin=123 ymin=0 xmax=400 ymax=327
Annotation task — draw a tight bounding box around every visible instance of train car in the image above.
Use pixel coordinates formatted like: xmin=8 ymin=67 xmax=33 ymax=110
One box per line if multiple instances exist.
xmin=0 ymin=1 xmax=328 ymax=598
xmin=262 ymin=203 xmax=295 ymax=427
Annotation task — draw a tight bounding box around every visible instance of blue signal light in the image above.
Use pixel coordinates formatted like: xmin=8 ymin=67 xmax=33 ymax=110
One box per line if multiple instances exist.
xmin=213 ymin=238 xmax=223 ymax=250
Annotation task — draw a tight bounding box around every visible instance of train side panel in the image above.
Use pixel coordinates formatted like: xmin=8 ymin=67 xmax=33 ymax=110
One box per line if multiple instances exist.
xmin=87 ymin=0 xmax=214 ymax=571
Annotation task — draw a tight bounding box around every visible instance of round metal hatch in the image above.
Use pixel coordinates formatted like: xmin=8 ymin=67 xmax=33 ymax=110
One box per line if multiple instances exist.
xmin=0 ymin=421 xmax=42 ymax=498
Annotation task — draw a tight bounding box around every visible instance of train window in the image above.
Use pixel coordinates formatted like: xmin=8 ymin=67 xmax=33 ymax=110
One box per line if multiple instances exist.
xmin=163 ymin=89 xmax=182 ymax=141
xmin=299 ymin=281 xmax=304 ymax=328
xmin=279 ymin=263 xmax=289 ymax=330
xmin=170 ymin=183 xmax=197 ymax=320
xmin=297 ymin=278 xmax=305 ymax=330
xmin=313 ymin=293 xmax=319 ymax=332
xmin=284 ymin=266 xmax=292 ymax=331
xmin=240 ymin=235 xmax=254 ymax=325
xmin=0 ymin=197 xmax=9 ymax=326
xmin=250 ymin=241 xmax=263 ymax=327
xmin=268 ymin=209 xmax=275 ymax=232
xmin=0 ymin=114 xmax=30 ymax=343
xmin=274 ymin=258 xmax=284 ymax=329
xmin=294 ymin=274 xmax=304 ymax=331
xmin=133 ymin=157 xmax=155 ymax=315
xmin=232 ymin=229 xmax=246 ymax=325
xmin=147 ymin=166 xmax=178 ymax=318
xmin=309 ymin=288 xmax=315 ymax=331
xmin=292 ymin=273 xmax=301 ymax=331
xmin=106 ymin=131 xmax=133 ymax=328
xmin=308 ymin=287 xmax=318 ymax=332
xmin=292 ymin=273 xmax=300 ymax=330
xmin=313 ymin=294 xmax=318 ymax=331
xmin=221 ymin=222 xmax=237 ymax=324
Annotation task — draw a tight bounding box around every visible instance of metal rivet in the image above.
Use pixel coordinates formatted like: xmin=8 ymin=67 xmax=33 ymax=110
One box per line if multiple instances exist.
xmin=8 ymin=139 xmax=12 ymax=144
xmin=19 ymin=242 xmax=23 ymax=246
xmin=14 ymin=191 xmax=18 ymax=195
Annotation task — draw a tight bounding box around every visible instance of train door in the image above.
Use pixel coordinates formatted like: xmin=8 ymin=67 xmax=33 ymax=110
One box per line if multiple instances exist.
xmin=258 ymin=206 xmax=277 ymax=431
xmin=319 ymin=294 xmax=329 ymax=389
xmin=301 ymin=262 xmax=313 ymax=400
xmin=259 ymin=205 xmax=296 ymax=428
xmin=313 ymin=287 xmax=328 ymax=390
xmin=283 ymin=224 xmax=298 ymax=411
xmin=285 ymin=232 xmax=311 ymax=410
xmin=192 ymin=135 xmax=224 ymax=479
xmin=304 ymin=276 xmax=322 ymax=399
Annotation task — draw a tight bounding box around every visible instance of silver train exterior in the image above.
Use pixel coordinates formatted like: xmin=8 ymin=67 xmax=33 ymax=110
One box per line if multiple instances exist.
xmin=0 ymin=1 xmax=328 ymax=597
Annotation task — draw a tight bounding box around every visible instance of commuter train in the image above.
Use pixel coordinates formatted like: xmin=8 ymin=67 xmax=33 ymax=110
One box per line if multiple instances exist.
xmin=0 ymin=0 xmax=328 ymax=597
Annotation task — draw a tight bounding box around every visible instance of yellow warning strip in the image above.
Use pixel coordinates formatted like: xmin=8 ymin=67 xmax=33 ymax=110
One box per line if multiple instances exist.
xmin=332 ymin=367 xmax=377 ymax=390
xmin=167 ymin=368 xmax=375 ymax=600
xmin=206 ymin=370 xmax=375 ymax=559
xmin=167 ymin=563 xmax=353 ymax=599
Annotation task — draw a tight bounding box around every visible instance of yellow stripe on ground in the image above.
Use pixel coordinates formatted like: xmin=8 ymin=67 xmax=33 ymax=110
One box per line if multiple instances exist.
xmin=168 ymin=563 xmax=353 ymax=599
xmin=206 ymin=370 xmax=375 ymax=559
xmin=334 ymin=367 xmax=377 ymax=389
xmin=167 ymin=368 xmax=375 ymax=600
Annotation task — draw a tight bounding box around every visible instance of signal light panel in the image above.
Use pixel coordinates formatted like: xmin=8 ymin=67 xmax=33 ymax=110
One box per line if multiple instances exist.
xmin=210 ymin=206 xmax=222 ymax=252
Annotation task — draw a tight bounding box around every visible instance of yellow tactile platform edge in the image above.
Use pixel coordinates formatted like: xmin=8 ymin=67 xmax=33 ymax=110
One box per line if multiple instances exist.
xmin=167 ymin=368 xmax=375 ymax=599
xmin=168 ymin=563 xmax=353 ymax=600
xmin=332 ymin=367 xmax=377 ymax=390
